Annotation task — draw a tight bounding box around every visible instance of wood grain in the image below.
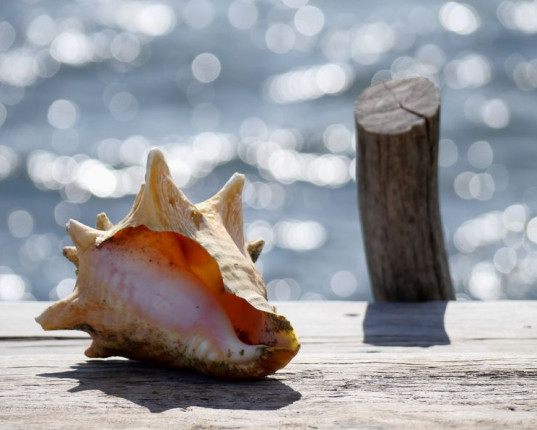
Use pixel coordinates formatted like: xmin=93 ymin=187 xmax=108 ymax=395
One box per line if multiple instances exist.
xmin=355 ymin=77 xmax=454 ymax=302
xmin=1 ymin=301 xmax=536 ymax=428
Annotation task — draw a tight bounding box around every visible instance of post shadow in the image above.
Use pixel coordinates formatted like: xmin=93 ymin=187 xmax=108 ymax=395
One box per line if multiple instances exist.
xmin=362 ymin=301 xmax=450 ymax=347
xmin=38 ymin=360 xmax=301 ymax=413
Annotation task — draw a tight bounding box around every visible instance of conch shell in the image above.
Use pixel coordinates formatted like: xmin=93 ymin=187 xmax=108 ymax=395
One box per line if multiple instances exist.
xmin=36 ymin=149 xmax=299 ymax=379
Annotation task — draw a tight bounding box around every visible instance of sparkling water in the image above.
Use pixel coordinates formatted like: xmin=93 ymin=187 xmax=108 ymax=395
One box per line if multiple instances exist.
xmin=1 ymin=0 xmax=536 ymax=302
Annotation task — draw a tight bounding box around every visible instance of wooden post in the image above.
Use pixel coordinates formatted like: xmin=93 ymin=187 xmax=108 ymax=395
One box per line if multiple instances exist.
xmin=355 ymin=77 xmax=454 ymax=302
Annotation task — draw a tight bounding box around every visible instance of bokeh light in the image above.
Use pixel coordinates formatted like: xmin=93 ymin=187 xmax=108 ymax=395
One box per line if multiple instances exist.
xmin=0 ymin=271 xmax=28 ymax=301
xmin=191 ymin=53 xmax=221 ymax=84
xmin=228 ymin=0 xmax=258 ymax=30
xmin=183 ymin=0 xmax=215 ymax=29
xmin=294 ymin=6 xmax=325 ymax=37
xmin=439 ymin=2 xmax=480 ymax=35
xmin=7 ymin=210 xmax=34 ymax=238
xmin=47 ymin=100 xmax=79 ymax=129
xmin=330 ymin=271 xmax=358 ymax=298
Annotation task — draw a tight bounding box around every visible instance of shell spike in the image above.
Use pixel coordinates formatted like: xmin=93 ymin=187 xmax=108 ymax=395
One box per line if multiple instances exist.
xmin=35 ymin=298 xmax=82 ymax=331
xmin=198 ymin=173 xmax=245 ymax=249
xmin=122 ymin=147 xmax=203 ymax=233
xmin=62 ymin=246 xmax=79 ymax=267
xmin=96 ymin=213 xmax=113 ymax=231
xmin=67 ymin=219 xmax=100 ymax=251
xmin=216 ymin=172 xmax=245 ymax=203
xmin=246 ymin=238 xmax=265 ymax=262
xmin=145 ymin=147 xmax=171 ymax=183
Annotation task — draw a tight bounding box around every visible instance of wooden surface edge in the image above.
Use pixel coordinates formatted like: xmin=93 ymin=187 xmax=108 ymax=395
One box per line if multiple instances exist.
xmin=1 ymin=301 xmax=537 ymax=429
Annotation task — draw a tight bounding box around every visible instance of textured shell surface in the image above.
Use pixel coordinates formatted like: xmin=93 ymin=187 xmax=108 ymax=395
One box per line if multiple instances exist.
xmin=36 ymin=149 xmax=300 ymax=379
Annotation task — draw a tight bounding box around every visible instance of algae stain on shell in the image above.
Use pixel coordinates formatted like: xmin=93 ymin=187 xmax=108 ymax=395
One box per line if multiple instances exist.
xmin=36 ymin=148 xmax=300 ymax=379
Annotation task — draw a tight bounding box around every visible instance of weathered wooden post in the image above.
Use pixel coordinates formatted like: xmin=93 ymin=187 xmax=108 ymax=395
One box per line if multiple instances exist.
xmin=355 ymin=77 xmax=455 ymax=301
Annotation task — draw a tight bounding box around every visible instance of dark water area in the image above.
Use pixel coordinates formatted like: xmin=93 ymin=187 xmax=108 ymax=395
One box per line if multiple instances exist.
xmin=1 ymin=0 xmax=537 ymax=302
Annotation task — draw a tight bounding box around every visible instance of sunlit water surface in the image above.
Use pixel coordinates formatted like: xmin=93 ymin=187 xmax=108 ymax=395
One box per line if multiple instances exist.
xmin=1 ymin=0 xmax=537 ymax=302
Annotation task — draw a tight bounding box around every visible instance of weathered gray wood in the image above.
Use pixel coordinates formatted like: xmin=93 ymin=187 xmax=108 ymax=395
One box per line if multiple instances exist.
xmin=0 ymin=302 xmax=88 ymax=339
xmin=1 ymin=301 xmax=537 ymax=429
xmin=355 ymin=77 xmax=454 ymax=302
xmin=2 ymin=353 xmax=536 ymax=429
xmin=3 ymin=301 xmax=536 ymax=346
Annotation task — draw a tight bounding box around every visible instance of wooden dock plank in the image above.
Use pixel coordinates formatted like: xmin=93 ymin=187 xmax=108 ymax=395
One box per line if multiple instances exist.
xmin=0 ymin=302 xmax=88 ymax=339
xmin=1 ymin=301 xmax=536 ymax=429
xmin=2 ymin=301 xmax=536 ymax=343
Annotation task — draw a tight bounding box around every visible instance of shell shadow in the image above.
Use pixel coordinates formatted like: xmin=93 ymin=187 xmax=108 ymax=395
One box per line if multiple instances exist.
xmin=38 ymin=360 xmax=301 ymax=413
xmin=362 ymin=301 xmax=450 ymax=347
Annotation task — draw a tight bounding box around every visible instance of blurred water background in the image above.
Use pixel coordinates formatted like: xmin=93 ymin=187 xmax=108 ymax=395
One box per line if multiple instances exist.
xmin=0 ymin=0 xmax=537 ymax=302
